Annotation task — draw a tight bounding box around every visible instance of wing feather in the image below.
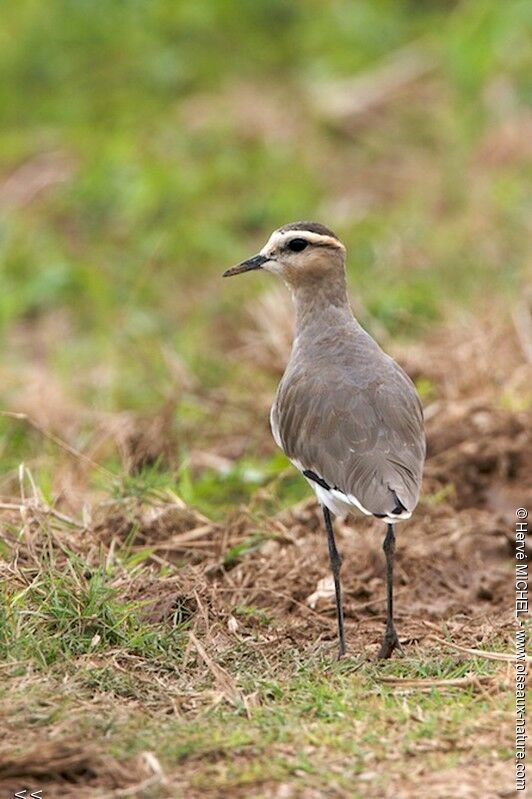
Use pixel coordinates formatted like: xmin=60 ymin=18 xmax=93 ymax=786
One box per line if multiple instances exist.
xmin=272 ymin=344 xmax=425 ymax=516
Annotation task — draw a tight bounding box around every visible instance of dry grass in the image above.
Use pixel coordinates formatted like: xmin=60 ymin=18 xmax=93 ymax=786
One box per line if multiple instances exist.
xmin=0 ymin=314 xmax=528 ymax=797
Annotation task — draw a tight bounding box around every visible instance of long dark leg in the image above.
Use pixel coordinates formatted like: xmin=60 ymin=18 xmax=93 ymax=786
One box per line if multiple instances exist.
xmin=322 ymin=506 xmax=346 ymax=658
xmin=378 ymin=523 xmax=403 ymax=659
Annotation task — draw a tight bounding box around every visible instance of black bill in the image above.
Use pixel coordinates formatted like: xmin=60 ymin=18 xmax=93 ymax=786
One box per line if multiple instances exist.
xmin=223 ymin=253 xmax=269 ymax=277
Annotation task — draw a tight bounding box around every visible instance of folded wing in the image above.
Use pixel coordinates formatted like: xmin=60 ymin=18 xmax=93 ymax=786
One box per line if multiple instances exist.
xmin=272 ymin=354 xmax=425 ymax=517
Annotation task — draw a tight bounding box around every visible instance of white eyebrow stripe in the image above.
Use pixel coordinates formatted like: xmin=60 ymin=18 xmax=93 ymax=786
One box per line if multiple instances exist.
xmin=261 ymin=230 xmax=345 ymax=253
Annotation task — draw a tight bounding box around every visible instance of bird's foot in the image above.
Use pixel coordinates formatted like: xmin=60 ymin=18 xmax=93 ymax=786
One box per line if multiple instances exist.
xmin=337 ymin=644 xmax=347 ymax=661
xmin=378 ymin=628 xmax=404 ymax=660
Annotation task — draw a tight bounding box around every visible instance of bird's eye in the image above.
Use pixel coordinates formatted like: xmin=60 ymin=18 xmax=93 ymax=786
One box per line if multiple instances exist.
xmin=287 ymin=238 xmax=308 ymax=252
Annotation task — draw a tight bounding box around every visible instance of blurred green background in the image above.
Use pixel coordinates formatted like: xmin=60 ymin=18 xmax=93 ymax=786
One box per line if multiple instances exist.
xmin=0 ymin=0 xmax=530 ymax=511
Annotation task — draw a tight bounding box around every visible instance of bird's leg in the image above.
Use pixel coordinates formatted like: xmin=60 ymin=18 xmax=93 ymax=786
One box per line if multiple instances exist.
xmin=378 ymin=523 xmax=403 ymax=659
xmin=322 ymin=506 xmax=346 ymax=659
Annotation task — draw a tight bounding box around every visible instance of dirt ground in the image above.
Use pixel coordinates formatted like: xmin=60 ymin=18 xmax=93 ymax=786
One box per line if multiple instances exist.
xmin=0 ymin=314 xmax=530 ymax=798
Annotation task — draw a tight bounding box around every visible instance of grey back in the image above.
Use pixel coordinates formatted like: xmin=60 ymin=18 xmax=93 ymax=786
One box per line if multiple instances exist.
xmin=272 ymin=318 xmax=426 ymax=516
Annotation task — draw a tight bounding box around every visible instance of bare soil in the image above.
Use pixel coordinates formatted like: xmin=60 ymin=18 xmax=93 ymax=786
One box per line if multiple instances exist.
xmin=0 ymin=317 xmax=530 ymax=798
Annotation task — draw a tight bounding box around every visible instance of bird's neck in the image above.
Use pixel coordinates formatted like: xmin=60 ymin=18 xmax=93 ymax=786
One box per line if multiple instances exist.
xmin=291 ymin=272 xmax=354 ymax=338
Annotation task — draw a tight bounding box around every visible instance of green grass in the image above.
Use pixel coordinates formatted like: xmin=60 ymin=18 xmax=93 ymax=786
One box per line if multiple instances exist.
xmin=1 ymin=643 xmax=512 ymax=796
xmin=0 ymin=537 xmax=187 ymax=667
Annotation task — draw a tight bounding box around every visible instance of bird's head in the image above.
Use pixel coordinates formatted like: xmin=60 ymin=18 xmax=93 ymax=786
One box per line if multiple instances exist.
xmin=223 ymin=222 xmax=346 ymax=288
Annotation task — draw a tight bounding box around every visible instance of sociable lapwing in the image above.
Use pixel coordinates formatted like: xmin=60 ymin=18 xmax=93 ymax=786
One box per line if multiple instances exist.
xmin=223 ymin=222 xmax=426 ymax=658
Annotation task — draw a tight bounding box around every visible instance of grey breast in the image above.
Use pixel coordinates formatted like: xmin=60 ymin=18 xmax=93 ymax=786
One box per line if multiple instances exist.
xmin=271 ymin=321 xmax=426 ymax=516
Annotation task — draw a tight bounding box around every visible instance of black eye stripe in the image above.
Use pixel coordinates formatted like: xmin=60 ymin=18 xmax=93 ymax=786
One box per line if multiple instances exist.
xmin=287 ymin=238 xmax=308 ymax=252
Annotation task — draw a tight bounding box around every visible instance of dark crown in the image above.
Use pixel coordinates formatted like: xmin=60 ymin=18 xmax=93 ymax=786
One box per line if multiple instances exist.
xmin=279 ymin=221 xmax=339 ymax=240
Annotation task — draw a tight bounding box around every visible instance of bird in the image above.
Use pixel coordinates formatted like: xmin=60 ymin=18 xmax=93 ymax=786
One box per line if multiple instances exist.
xmin=223 ymin=221 xmax=426 ymax=658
